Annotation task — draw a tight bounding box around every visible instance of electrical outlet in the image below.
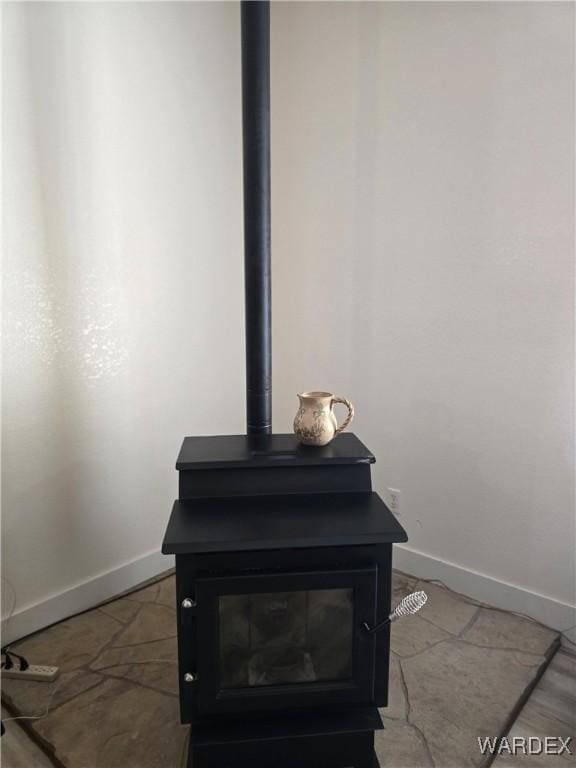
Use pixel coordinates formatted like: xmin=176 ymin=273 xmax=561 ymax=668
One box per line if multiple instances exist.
xmin=387 ymin=488 xmax=402 ymax=517
xmin=1 ymin=664 xmax=59 ymax=682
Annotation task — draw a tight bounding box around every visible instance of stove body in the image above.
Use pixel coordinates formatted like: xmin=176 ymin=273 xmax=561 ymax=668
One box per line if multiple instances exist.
xmin=162 ymin=433 xmax=408 ymax=768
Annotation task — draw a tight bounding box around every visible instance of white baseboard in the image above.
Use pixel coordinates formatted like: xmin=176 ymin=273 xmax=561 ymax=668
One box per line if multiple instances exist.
xmin=394 ymin=545 xmax=576 ymax=648
xmin=3 ymin=545 xmax=574 ymax=651
xmin=2 ymin=549 xmax=174 ymax=646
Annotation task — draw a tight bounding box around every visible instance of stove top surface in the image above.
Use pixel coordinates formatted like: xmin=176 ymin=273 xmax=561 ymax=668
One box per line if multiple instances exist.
xmin=176 ymin=433 xmax=375 ymax=471
xmin=162 ymin=491 xmax=407 ymax=554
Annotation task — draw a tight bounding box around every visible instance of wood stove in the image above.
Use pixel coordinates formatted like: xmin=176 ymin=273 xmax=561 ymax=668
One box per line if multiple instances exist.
xmin=162 ymin=4 xmax=408 ymax=764
xmin=162 ymin=433 xmax=408 ymax=767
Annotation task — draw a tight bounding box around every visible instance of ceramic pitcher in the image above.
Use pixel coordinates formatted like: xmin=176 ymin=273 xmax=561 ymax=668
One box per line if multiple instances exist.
xmin=293 ymin=391 xmax=354 ymax=447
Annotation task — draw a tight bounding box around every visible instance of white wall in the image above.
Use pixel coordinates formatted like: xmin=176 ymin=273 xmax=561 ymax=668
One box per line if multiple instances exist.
xmin=272 ymin=2 xmax=575 ymax=618
xmin=2 ymin=1 xmax=245 ymax=633
xmin=2 ymin=2 xmax=574 ymax=640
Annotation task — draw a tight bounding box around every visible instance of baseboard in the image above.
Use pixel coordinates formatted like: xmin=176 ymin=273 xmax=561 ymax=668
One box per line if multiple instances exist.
xmin=2 ymin=549 xmax=175 ymax=646
xmin=3 ymin=545 xmax=574 ymax=649
xmin=393 ymin=545 xmax=576 ymax=647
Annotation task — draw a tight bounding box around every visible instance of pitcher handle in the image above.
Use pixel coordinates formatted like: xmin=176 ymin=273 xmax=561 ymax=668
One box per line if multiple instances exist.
xmin=332 ymin=396 xmax=354 ymax=436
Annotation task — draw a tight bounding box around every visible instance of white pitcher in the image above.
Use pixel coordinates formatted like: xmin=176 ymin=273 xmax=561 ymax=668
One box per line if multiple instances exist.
xmin=293 ymin=391 xmax=354 ymax=447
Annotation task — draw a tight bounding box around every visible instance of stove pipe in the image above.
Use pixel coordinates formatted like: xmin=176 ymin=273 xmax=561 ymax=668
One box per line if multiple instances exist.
xmin=241 ymin=0 xmax=272 ymax=435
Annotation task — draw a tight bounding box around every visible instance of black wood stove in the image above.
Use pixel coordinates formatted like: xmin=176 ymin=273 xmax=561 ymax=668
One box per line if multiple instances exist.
xmin=162 ymin=433 xmax=407 ymax=767
xmin=161 ymin=3 xmax=408 ymax=765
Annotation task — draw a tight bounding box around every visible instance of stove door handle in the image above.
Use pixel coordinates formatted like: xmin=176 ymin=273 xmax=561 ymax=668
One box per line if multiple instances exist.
xmin=361 ymin=615 xmax=393 ymax=635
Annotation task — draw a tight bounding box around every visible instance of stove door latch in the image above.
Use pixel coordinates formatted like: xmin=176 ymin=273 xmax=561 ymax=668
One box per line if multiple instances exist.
xmin=361 ymin=618 xmax=392 ymax=636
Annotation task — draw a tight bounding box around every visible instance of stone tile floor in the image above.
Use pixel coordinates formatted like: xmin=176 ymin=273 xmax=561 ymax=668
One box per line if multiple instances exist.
xmin=493 ymin=650 xmax=575 ymax=768
xmin=382 ymin=574 xmax=561 ymax=767
xmin=1 ymin=571 xmax=560 ymax=768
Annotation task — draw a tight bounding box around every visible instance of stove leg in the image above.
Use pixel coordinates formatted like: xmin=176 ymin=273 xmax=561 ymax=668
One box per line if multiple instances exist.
xmin=188 ymin=725 xmax=381 ymax=767
xmin=357 ymin=750 xmax=380 ymax=768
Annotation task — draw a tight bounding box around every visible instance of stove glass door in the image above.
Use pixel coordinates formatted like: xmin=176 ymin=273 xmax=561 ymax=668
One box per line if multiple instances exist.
xmin=195 ymin=567 xmax=377 ymax=714
xmin=219 ymin=587 xmax=353 ymax=688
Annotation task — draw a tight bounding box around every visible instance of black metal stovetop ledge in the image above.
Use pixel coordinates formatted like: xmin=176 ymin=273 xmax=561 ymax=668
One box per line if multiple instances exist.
xmin=175 ymin=433 xmax=375 ymax=470
xmin=161 ymin=491 xmax=407 ymax=554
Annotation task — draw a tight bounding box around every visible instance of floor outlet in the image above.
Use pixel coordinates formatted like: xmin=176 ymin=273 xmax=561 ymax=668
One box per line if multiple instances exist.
xmin=1 ymin=664 xmax=60 ymax=682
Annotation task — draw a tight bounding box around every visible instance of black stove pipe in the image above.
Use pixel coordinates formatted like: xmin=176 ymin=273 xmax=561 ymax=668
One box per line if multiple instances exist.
xmin=241 ymin=0 xmax=272 ymax=435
